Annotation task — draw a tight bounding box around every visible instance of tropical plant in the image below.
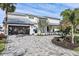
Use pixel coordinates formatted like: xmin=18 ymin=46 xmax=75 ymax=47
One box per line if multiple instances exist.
xmin=0 ymin=3 xmax=16 ymax=34
xmin=61 ymin=26 xmax=71 ymax=38
xmin=60 ymin=9 xmax=76 ymax=44
xmin=60 ymin=20 xmax=71 ymax=30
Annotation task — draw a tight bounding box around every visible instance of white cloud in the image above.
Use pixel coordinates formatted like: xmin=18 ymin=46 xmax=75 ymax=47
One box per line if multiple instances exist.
xmin=16 ymin=4 xmax=61 ymax=18
xmin=16 ymin=6 xmax=60 ymax=18
xmin=25 ymin=3 xmax=57 ymax=12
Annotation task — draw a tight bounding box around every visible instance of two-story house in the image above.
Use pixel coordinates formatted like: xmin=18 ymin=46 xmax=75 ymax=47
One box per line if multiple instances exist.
xmin=3 ymin=12 xmax=60 ymax=35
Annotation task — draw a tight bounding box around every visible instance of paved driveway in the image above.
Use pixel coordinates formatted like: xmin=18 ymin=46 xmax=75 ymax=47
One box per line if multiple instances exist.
xmin=1 ymin=35 xmax=79 ymax=56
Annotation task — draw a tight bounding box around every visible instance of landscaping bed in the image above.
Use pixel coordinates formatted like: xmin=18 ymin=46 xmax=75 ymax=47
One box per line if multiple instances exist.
xmin=51 ymin=36 xmax=79 ymax=50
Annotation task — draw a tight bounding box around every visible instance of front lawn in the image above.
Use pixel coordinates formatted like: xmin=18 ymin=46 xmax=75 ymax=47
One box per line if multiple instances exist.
xmin=0 ymin=38 xmax=5 ymax=54
xmin=0 ymin=43 xmax=5 ymax=53
xmin=74 ymin=47 xmax=79 ymax=51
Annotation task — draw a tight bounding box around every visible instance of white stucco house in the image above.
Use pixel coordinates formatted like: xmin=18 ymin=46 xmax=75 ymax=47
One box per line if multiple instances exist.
xmin=3 ymin=12 xmax=60 ymax=35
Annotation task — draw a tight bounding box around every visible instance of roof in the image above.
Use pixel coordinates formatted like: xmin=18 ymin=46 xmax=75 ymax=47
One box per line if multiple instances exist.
xmin=8 ymin=12 xmax=60 ymax=20
xmin=46 ymin=16 xmax=60 ymax=20
xmin=47 ymin=19 xmax=60 ymax=26
xmin=3 ymin=12 xmax=60 ymax=25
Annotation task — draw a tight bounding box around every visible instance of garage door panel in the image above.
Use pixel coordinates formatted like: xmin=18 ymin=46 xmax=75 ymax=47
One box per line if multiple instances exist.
xmin=8 ymin=25 xmax=30 ymax=35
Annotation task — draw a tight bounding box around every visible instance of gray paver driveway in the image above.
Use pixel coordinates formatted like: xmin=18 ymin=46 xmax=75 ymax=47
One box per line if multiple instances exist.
xmin=1 ymin=35 xmax=79 ymax=56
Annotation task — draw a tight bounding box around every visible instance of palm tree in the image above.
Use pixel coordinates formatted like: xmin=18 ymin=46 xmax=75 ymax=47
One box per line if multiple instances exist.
xmin=74 ymin=8 xmax=79 ymax=25
xmin=72 ymin=8 xmax=79 ymax=33
xmin=0 ymin=3 xmax=16 ymax=34
xmin=60 ymin=9 xmax=76 ymax=44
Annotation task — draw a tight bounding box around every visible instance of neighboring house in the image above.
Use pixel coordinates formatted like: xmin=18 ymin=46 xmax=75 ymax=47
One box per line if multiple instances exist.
xmin=3 ymin=12 xmax=60 ymax=35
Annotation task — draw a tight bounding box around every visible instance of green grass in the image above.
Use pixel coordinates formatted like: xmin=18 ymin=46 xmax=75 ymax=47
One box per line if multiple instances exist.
xmin=0 ymin=43 xmax=5 ymax=53
xmin=73 ymin=47 xmax=79 ymax=51
xmin=0 ymin=39 xmax=6 ymax=43
xmin=0 ymin=38 xmax=5 ymax=53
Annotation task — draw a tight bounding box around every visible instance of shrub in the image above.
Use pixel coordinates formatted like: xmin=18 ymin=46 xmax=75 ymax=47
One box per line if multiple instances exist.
xmin=64 ymin=36 xmax=72 ymax=43
xmin=60 ymin=26 xmax=71 ymax=38
xmin=74 ymin=36 xmax=79 ymax=44
xmin=0 ymin=33 xmax=6 ymax=38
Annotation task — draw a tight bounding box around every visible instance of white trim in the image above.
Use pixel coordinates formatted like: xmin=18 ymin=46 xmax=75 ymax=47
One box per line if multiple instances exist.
xmin=8 ymin=24 xmax=31 ymax=26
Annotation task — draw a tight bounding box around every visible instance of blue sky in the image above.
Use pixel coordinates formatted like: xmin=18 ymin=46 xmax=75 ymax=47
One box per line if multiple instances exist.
xmin=0 ymin=3 xmax=79 ymax=24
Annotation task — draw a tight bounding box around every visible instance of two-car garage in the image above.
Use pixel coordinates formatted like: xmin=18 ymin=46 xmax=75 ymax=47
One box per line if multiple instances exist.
xmin=8 ymin=25 xmax=30 ymax=35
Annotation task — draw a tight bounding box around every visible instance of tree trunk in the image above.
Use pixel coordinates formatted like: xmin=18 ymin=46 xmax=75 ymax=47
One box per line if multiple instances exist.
xmin=71 ymin=25 xmax=74 ymax=44
xmin=5 ymin=8 xmax=8 ymax=35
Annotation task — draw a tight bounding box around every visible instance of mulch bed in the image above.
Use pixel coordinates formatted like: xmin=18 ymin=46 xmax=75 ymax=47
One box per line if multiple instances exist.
xmin=51 ymin=36 xmax=79 ymax=50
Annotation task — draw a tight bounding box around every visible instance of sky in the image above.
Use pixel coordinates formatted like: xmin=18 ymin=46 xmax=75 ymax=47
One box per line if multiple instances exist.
xmin=0 ymin=3 xmax=79 ymax=25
